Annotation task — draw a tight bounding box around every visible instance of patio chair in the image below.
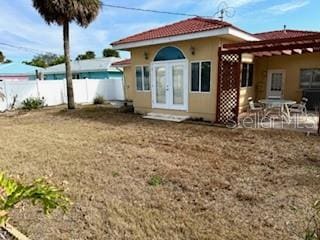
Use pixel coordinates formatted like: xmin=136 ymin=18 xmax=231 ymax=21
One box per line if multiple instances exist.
xmin=290 ymin=97 xmax=308 ymax=115
xmin=248 ymin=97 xmax=264 ymax=114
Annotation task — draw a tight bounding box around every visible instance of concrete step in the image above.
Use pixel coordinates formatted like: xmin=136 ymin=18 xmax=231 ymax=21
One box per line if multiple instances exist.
xmin=143 ymin=113 xmax=190 ymax=122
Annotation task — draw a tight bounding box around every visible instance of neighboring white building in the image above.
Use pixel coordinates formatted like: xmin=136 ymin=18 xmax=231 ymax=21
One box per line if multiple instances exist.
xmin=43 ymin=57 xmax=123 ymax=80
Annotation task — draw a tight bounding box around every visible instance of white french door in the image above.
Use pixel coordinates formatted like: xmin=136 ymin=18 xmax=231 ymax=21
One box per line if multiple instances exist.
xmin=152 ymin=60 xmax=188 ymax=110
xmin=267 ymin=70 xmax=286 ymax=98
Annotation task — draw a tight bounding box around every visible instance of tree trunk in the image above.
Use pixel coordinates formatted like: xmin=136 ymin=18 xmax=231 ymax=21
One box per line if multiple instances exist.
xmin=63 ymin=21 xmax=75 ymax=109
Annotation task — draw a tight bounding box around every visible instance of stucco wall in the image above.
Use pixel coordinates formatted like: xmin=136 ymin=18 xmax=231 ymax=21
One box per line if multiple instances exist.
xmin=123 ymin=66 xmax=134 ymax=101
xmin=254 ymin=53 xmax=320 ymax=101
xmin=124 ymin=37 xmax=233 ymax=121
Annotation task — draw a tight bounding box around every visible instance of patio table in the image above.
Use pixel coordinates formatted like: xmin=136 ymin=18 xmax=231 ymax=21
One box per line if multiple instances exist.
xmin=258 ymin=99 xmax=296 ymax=121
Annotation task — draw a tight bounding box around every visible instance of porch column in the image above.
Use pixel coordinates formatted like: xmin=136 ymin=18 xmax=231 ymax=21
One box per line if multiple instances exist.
xmin=216 ymin=48 xmax=242 ymax=125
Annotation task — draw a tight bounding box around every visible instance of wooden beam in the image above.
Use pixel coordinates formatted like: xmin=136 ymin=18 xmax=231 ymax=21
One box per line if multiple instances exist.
xmin=253 ymin=52 xmax=272 ymax=57
xmin=261 ymin=51 xmax=272 ymax=57
xmin=282 ymin=50 xmax=292 ymax=55
xmin=293 ymin=49 xmax=303 ymax=54
xmin=271 ymin=51 xmax=282 ymax=56
xmin=222 ymin=42 xmax=320 ymax=54
xmin=223 ymin=33 xmax=320 ymax=50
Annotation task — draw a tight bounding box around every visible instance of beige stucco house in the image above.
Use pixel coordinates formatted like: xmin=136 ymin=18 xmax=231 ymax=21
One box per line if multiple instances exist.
xmin=112 ymin=17 xmax=320 ymax=123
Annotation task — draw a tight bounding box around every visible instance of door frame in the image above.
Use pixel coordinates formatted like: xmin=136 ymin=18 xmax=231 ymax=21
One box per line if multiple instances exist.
xmin=266 ymin=69 xmax=286 ymax=98
xmin=151 ymin=59 xmax=189 ymax=111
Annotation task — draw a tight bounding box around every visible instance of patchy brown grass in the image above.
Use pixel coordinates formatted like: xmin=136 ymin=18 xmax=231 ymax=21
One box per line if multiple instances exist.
xmin=0 ymin=106 xmax=319 ymax=240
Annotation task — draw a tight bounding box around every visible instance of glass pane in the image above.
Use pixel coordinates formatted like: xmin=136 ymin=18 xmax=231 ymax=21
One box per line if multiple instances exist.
xmin=311 ymin=69 xmax=320 ymax=89
xmin=300 ymin=69 xmax=312 ymax=89
xmin=172 ymin=65 xmax=184 ymax=105
xmin=248 ymin=64 xmax=254 ymax=87
xmin=143 ymin=66 xmax=150 ymax=90
xmin=136 ymin=67 xmax=143 ymax=90
xmin=155 ymin=67 xmax=166 ymax=104
xmin=201 ymin=62 xmax=211 ymax=92
xmin=191 ymin=62 xmax=199 ymax=91
xmin=154 ymin=47 xmax=185 ymax=61
xmin=271 ymin=73 xmax=282 ymax=91
xmin=241 ymin=64 xmax=248 ymax=87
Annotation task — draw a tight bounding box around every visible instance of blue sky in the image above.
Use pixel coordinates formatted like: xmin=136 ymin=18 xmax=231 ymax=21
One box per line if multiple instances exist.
xmin=0 ymin=0 xmax=318 ymax=62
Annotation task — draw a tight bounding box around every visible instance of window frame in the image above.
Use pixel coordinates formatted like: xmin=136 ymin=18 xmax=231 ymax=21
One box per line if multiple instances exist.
xmin=135 ymin=65 xmax=150 ymax=92
xmin=190 ymin=60 xmax=212 ymax=93
xmin=300 ymin=68 xmax=320 ymax=89
xmin=241 ymin=63 xmax=254 ymax=88
xmin=154 ymin=46 xmax=186 ymax=62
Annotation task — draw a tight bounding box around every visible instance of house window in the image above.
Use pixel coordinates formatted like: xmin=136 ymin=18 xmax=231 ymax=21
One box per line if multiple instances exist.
xmin=136 ymin=66 xmax=150 ymax=91
xmin=241 ymin=63 xmax=253 ymax=88
xmin=72 ymin=73 xmax=80 ymax=79
xmin=300 ymin=69 xmax=320 ymax=89
xmin=191 ymin=61 xmax=211 ymax=92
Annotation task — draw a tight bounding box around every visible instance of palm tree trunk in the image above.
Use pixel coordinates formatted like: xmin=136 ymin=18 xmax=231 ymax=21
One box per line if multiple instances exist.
xmin=63 ymin=21 xmax=75 ymax=109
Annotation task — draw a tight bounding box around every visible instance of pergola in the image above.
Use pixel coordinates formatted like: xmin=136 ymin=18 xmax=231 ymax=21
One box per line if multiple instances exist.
xmin=216 ymin=33 xmax=320 ymax=125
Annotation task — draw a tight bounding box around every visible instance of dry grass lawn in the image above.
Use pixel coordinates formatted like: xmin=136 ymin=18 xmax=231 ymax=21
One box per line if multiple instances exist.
xmin=0 ymin=106 xmax=319 ymax=240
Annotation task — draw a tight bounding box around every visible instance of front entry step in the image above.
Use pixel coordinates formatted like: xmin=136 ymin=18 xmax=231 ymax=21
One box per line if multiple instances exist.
xmin=143 ymin=113 xmax=190 ymax=122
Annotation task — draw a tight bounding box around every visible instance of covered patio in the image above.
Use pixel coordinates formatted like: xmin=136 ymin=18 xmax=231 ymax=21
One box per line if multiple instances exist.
xmin=216 ymin=33 xmax=320 ymax=133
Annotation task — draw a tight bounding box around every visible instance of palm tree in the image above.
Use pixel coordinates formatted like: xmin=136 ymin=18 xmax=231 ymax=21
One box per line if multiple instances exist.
xmin=32 ymin=0 xmax=102 ymax=109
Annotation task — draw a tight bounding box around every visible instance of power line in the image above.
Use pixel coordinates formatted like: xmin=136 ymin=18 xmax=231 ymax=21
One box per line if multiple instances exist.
xmin=101 ymin=3 xmax=213 ymax=18
xmin=0 ymin=2 xmax=235 ymax=57
xmin=0 ymin=42 xmax=60 ymax=55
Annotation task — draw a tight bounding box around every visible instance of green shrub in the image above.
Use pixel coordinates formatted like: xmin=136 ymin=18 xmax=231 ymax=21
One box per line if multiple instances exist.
xmin=0 ymin=172 xmax=70 ymax=224
xmin=148 ymin=175 xmax=163 ymax=186
xmin=93 ymin=95 xmax=104 ymax=105
xmin=112 ymin=171 xmax=120 ymax=177
xmin=22 ymin=97 xmax=45 ymax=110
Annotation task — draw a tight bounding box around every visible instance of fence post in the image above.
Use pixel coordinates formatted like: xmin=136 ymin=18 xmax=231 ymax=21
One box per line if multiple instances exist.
xmin=3 ymin=80 xmax=9 ymax=110
xmin=63 ymin=78 xmax=67 ymax=104
xmin=85 ymin=78 xmax=89 ymax=103
xmin=36 ymin=79 xmax=40 ymax=99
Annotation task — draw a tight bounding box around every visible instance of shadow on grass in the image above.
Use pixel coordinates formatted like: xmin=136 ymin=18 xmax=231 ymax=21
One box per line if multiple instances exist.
xmin=47 ymin=105 xmax=144 ymax=126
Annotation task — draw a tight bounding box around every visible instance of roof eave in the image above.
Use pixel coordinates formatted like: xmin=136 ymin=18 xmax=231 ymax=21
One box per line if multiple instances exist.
xmin=112 ymin=27 xmax=259 ymax=50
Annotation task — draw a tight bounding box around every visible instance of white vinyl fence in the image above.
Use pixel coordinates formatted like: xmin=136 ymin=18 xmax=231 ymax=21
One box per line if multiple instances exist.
xmin=0 ymin=79 xmax=124 ymax=111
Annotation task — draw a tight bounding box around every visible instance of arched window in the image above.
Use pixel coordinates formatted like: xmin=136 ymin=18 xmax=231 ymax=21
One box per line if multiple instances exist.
xmin=154 ymin=47 xmax=185 ymax=61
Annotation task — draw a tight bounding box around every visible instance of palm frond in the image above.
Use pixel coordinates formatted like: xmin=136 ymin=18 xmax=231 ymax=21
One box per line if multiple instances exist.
xmin=0 ymin=173 xmax=70 ymax=224
xmin=32 ymin=0 xmax=102 ymax=26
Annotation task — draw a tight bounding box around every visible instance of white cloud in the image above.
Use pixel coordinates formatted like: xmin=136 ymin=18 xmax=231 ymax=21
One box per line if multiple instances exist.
xmin=267 ymin=0 xmax=310 ymax=14
xmin=0 ymin=1 xmax=111 ymax=60
xmin=140 ymin=0 xmax=264 ymax=17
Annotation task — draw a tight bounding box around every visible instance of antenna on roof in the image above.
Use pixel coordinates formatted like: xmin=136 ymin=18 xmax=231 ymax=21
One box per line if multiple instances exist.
xmin=283 ymin=24 xmax=287 ymax=33
xmin=214 ymin=1 xmax=235 ymax=21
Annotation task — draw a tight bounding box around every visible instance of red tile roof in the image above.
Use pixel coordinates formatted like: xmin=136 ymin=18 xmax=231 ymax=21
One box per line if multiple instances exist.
xmin=254 ymin=29 xmax=319 ymax=40
xmin=111 ymin=17 xmax=247 ymax=46
xmin=111 ymin=59 xmax=131 ymax=67
xmin=111 ymin=16 xmax=320 ymax=47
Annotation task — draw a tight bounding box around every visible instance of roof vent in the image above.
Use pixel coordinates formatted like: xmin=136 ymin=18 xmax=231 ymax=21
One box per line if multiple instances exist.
xmin=283 ymin=25 xmax=287 ymax=34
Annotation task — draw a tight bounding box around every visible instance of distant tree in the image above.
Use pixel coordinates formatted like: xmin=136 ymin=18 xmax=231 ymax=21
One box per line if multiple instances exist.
xmin=0 ymin=51 xmax=4 ymax=63
xmin=0 ymin=51 xmax=12 ymax=64
xmin=76 ymin=51 xmax=96 ymax=61
xmin=23 ymin=54 xmax=65 ymax=68
xmin=3 ymin=59 xmax=12 ymax=64
xmin=103 ymin=48 xmax=119 ymax=58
